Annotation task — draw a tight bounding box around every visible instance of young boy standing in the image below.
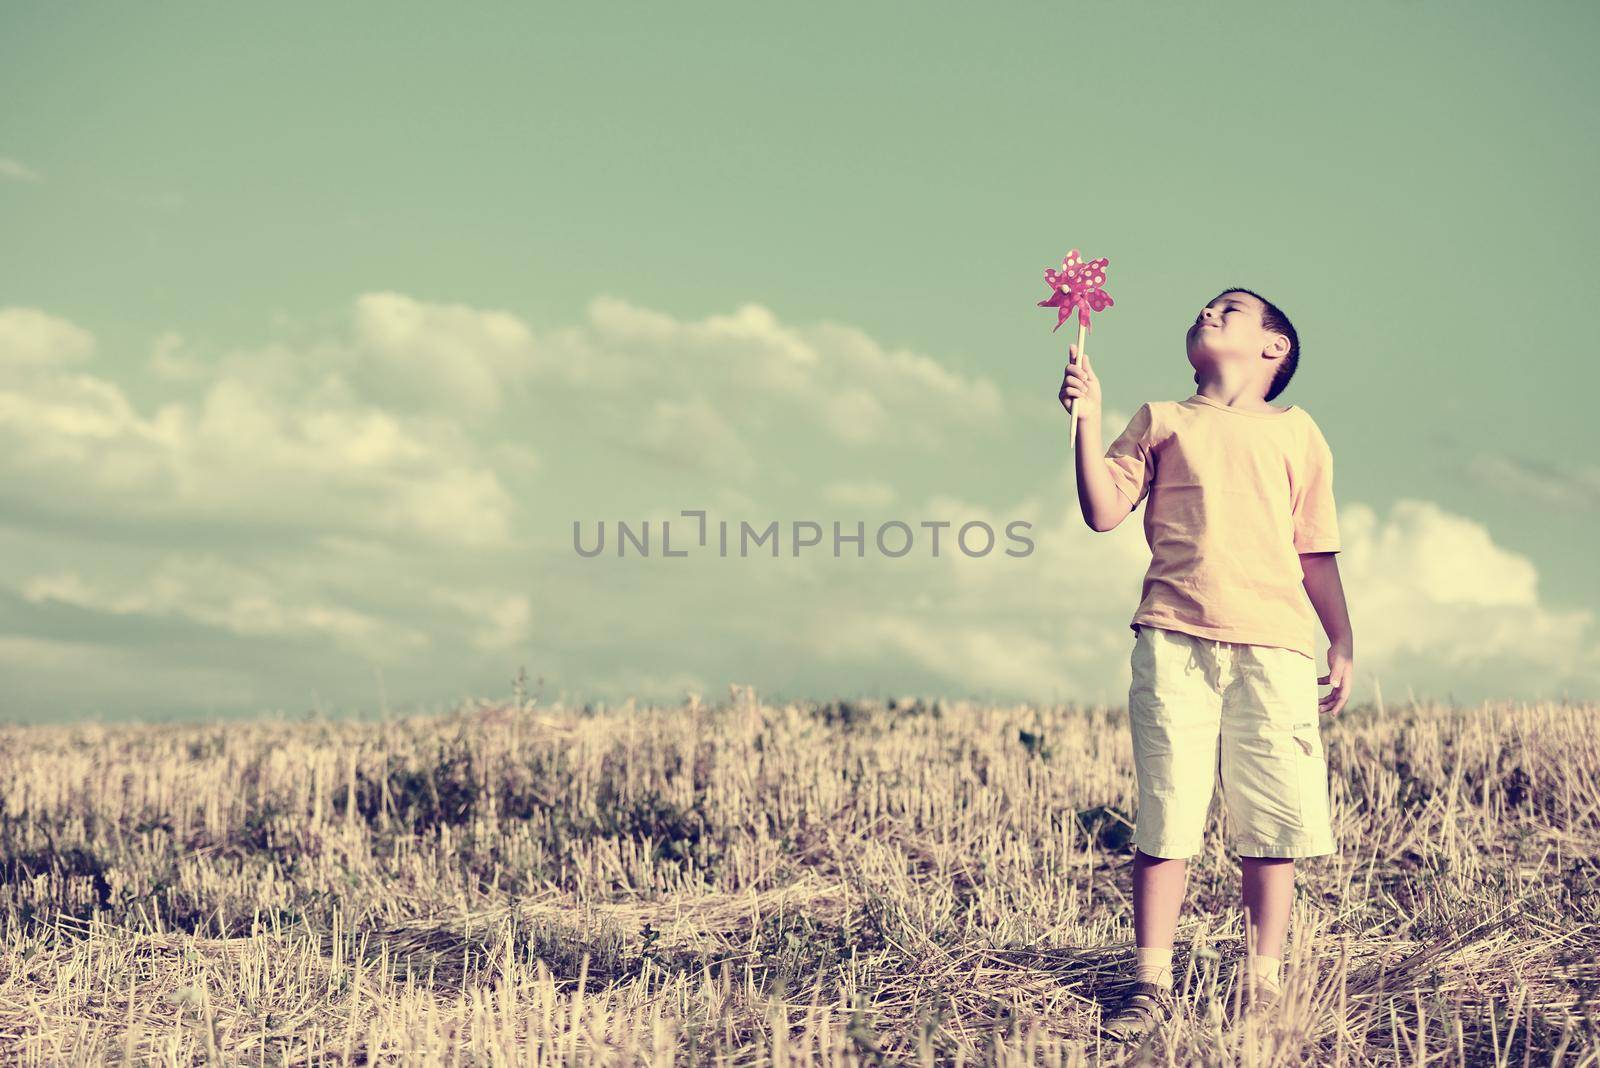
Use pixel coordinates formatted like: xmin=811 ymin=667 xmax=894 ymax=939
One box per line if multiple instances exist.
xmin=1058 ymin=288 xmax=1355 ymax=1039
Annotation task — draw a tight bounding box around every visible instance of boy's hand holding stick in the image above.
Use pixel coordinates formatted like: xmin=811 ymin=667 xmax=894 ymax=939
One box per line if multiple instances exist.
xmin=1059 ymin=341 xmax=1100 ymax=429
xmin=1038 ymin=248 xmax=1115 ymax=449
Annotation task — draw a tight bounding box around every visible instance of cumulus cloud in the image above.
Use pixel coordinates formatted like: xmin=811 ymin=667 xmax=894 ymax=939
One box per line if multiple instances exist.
xmin=350 ymin=291 xmax=538 ymax=415
xmin=575 ymin=295 xmax=1005 ymax=452
xmin=1338 ymin=498 xmax=1595 ymax=673
xmin=0 ymin=307 xmax=95 ymax=371
xmin=1 ymin=292 xmax=1589 ymax=718
xmin=633 ymin=394 xmax=756 ymax=479
xmin=0 ymin=307 xmax=516 ymax=548
xmin=147 ymin=331 xmax=207 ymax=382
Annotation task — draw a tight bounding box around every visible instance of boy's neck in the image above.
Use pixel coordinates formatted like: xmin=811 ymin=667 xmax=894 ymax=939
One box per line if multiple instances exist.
xmin=1193 ymin=381 xmax=1280 ymax=413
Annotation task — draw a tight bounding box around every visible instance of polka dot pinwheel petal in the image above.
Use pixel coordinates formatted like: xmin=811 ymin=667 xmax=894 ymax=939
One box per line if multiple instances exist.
xmin=1037 ymin=248 xmax=1115 ymax=332
xmin=1038 ymin=247 xmax=1114 ymax=450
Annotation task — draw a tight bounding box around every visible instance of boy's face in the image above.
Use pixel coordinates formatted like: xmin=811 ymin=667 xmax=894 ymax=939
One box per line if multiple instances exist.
xmin=1185 ymin=291 xmax=1285 ymax=374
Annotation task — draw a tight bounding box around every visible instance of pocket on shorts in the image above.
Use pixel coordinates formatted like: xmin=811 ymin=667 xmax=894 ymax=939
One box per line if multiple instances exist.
xmin=1129 ymin=624 xmax=1155 ymax=691
xmin=1288 ymin=717 xmax=1331 ymax=812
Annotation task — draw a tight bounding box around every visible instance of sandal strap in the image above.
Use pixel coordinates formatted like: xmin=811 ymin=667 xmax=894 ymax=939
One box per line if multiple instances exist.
xmin=1119 ymin=982 xmax=1173 ymax=1017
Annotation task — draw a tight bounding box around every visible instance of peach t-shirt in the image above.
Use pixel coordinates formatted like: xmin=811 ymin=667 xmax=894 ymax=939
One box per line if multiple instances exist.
xmin=1103 ymin=393 xmax=1341 ymax=660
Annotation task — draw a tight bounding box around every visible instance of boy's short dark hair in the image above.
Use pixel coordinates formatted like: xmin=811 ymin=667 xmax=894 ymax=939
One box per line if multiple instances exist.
xmin=1215 ymin=287 xmax=1299 ymax=401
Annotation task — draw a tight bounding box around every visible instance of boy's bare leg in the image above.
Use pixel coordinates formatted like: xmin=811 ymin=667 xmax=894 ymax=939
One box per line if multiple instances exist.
xmin=1239 ymin=856 xmax=1293 ymax=959
xmin=1132 ymin=847 xmax=1188 ymax=948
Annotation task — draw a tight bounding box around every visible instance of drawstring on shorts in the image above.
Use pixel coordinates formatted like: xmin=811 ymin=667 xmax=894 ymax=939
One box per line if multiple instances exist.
xmin=1183 ymin=637 xmax=1236 ymax=691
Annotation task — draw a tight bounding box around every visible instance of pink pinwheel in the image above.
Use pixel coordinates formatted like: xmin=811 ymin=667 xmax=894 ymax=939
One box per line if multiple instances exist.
xmin=1037 ymin=247 xmax=1115 ymax=448
xmin=1038 ymin=249 xmax=1114 ymax=332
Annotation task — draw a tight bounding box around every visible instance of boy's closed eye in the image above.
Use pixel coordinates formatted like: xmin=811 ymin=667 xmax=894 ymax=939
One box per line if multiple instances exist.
xmin=1195 ymin=300 xmax=1251 ymax=327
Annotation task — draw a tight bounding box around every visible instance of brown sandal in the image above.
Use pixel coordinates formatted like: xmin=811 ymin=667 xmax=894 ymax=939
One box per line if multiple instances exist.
xmin=1101 ymin=980 xmax=1176 ymax=1039
xmin=1224 ymin=972 xmax=1283 ymax=1026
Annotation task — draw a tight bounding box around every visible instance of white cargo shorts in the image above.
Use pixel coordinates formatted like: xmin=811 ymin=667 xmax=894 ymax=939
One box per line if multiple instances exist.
xmin=1127 ymin=623 xmax=1337 ymax=859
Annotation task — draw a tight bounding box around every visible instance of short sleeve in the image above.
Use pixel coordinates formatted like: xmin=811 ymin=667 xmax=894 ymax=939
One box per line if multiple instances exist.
xmin=1104 ymin=403 xmax=1156 ymax=510
xmin=1292 ymin=423 xmax=1341 ymax=553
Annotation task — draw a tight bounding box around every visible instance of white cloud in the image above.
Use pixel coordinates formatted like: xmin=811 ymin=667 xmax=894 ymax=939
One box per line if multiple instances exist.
xmin=634 ymin=394 xmax=756 ymax=478
xmin=808 ymin=319 xmax=1005 ymax=429
xmin=147 ymin=331 xmax=207 ymax=382
xmin=579 ymin=668 xmax=712 ymax=708
xmin=3 ymin=291 xmax=1591 ymax=718
xmin=1468 ymin=452 xmax=1600 ymax=510
xmin=351 ymin=291 xmax=538 ymax=415
xmin=0 ymin=307 xmax=95 ymax=370
xmin=576 ymin=295 xmax=1004 ymax=450
xmin=21 ymin=556 xmax=431 ymax=658
xmin=586 ymin=297 xmax=820 ymax=388
xmin=0 ymin=636 xmax=264 ymax=722
xmin=820 ymin=387 xmax=887 ymax=444
xmin=0 ymin=292 xmax=1029 ymax=717
xmin=431 ymin=588 xmax=533 ymax=653
xmin=1338 ymin=498 xmax=1595 ymax=672
xmin=812 ymin=613 xmax=1079 ymax=697
xmin=0 ymin=158 xmax=43 ymax=183
xmin=510 ymin=294 xmax=1003 ymax=475
xmin=0 ymin=311 xmax=516 ymax=547
xmin=824 ymin=480 xmax=898 ymax=508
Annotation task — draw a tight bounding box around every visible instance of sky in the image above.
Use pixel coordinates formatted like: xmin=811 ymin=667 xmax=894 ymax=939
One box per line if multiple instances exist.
xmin=2 ymin=1 xmax=1597 ymax=722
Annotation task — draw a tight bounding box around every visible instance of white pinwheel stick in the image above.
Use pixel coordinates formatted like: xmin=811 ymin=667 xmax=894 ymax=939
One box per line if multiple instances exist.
xmin=1067 ymin=317 xmax=1089 ymax=449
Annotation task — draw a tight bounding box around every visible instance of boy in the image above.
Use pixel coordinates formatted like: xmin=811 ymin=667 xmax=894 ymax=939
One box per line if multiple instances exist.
xmin=1058 ymin=288 xmax=1355 ymax=1039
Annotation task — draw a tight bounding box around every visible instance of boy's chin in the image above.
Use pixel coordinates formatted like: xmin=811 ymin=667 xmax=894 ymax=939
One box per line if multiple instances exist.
xmin=1188 ymin=339 xmax=1232 ymax=363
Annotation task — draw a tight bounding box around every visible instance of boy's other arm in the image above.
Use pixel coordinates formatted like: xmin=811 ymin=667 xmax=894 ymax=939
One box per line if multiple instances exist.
xmin=1301 ymin=552 xmax=1354 ymax=715
xmin=1300 ymin=553 xmax=1351 ymax=647
xmin=1074 ymin=414 xmax=1137 ymax=531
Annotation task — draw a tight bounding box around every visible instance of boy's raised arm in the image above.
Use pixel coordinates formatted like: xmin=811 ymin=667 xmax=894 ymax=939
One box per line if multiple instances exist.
xmin=1059 ymin=346 xmax=1145 ymax=531
xmin=1076 ymin=414 xmax=1139 ymax=531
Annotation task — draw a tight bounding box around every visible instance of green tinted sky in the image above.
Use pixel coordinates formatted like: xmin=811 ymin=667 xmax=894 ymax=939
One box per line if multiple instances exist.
xmin=2 ymin=1 xmax=1597 ymax=720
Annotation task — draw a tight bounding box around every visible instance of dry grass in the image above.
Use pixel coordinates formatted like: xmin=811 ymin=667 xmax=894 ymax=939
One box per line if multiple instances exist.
xmin=1 ymin=685 xmax=1597 ymax=1065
